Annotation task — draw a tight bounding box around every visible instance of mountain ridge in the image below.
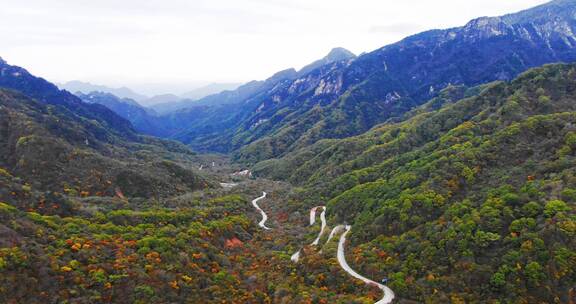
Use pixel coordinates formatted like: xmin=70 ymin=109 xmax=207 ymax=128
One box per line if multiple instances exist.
xmin=59 ymin=80 xmax=148 ymax=102
xmin=0 ymin=59 xmax=137 ymax=140
xmin=223 ymin=0 xmax=576 ymax=162
xmin=253 ymin=63 xmax=576 ymax=302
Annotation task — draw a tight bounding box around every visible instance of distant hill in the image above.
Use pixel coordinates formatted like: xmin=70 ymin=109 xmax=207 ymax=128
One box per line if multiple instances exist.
xmin=58 ymin=80 xmax=148 ymax=102
xmin=75 ymin=91 xmax=170 ymax=137
xmin=180 ymin=82 xmax=243 ymax=100
xmin=142 ymin=93 xmax=181 ymax=106
xmin=0 ymin=58 xmax=137 ymax=140
xmin=150 ymin=49 xmax=358 ymax=151
xmin=152 ymin=83 xmax=243 ymax=114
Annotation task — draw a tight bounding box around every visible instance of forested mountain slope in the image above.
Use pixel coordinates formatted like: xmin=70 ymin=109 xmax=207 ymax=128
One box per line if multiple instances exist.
xmin=231 ymin=0 xmax=576 ymax=163
xmin=0 ymin=58 xmax=136 ymax=140
xmin=76 ymin=92 xmax=169 ymax=137
xmin=0 ymin=89 xmax=212 ymax=213
xmin=162 ymin=0 xmax=576 ymax=161
xmin=256 ymin=63 xmax=576 ymax=302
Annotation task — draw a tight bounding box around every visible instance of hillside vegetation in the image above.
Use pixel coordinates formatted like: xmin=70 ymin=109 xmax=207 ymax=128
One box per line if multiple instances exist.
xmin=0 ymin=89 xmax=213 ymax=216
xmin=254 ymin=64 xmax=576 ymax=302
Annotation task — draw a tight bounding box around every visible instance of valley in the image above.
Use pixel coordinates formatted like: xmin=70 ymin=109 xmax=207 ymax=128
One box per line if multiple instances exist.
xmin=1 ymin=0 xmax=576 ymax=303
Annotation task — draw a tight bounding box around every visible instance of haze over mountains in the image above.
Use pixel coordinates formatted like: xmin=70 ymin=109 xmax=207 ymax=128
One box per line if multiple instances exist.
xmin=0 ymin=1 xmax=575 ymax=303
xmin=57 ymin=80 xmax=148 ymax=102
xmin=58 ymin=81 xmax=242 ymax=107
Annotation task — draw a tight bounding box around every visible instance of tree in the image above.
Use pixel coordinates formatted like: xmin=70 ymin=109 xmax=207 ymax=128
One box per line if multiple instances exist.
xmin=544 ymin=200 xmax=570 ymax=217
xmin=524 ymin=261 xmax=545 ymax=286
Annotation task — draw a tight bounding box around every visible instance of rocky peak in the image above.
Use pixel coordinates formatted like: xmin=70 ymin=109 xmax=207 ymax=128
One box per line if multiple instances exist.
xmin=297 ymin=47 xmax=356 ymax=76
xmin=461 ymin=16 xmax=510 ymax=40
xmin=502 ymin=0 xmax=576 ymax=25
xmin=457 ymin=0 xmax=576 ymax=42
xmin=266 ymin=68 xmax=298 ymax=83
xmin=323 ymin=47 xmax=356 ymax=62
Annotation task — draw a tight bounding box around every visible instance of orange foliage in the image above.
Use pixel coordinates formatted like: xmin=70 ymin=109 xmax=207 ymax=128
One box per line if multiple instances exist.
xmin=169 ymin=280 xmax=179 ymax=289
xmin=72 ymin=243 xmax=82 ymax=251
xmin=225 ymin=238 xmax=244 ymax=249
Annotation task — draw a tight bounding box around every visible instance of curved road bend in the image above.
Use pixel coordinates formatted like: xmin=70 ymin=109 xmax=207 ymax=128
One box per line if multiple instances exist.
xmin=327 ymin=225 xmax=345 ymax=243
xmin=337 ymin=225 xmax=395 ymax=304
xmin=251 ymin=192 xmax=271 ymax=230
xmin=291 ymin=249 xmax=301 ymax=263
xmin=293 ymin=205 xmax=328 ymax=263
xmin=311 ymin=206 xmax=327 ymax=246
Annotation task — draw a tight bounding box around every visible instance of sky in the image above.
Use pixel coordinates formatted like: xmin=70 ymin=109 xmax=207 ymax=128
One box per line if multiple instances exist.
xmin=0 ymin=0 xmax=550 ymax=95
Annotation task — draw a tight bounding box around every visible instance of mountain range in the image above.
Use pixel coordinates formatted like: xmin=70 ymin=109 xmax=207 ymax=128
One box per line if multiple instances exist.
xmin=0 ymin=1 xmax=575 ymax=303
xmin=59 ymin=80 xmax=242 ymax=109
xmin=58 ymin=80 xmax=148 ymax=102
xmin=0 ymin=57 xmax=212 ymax=205
xmin=73 ymin=0 xmax=576 ymax=163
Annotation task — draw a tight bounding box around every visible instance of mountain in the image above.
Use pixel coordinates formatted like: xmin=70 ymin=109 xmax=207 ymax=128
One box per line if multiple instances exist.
xmin=59 ymin=80 xmax=148 ymax=102
xmin=180 ymin=82 xmax=243 ymax=100
xmin=142 ymin=93 xmax=181 ymax=106
xmin=0 ymin=58 xmax=137 ymax=140
xmin=73 ymin=48 xmax=356 ymax=140
xmin=0 ymin=61 xmax=377 ymax=304
xmin=158 ymin=0 xmax=576 ymax=161
xmin=152 ymin=83 xmax=244 ymax=115
xmin=297 ymin=47 xmax=356 ymax=76
xmin=254 ymin=63 xmax=576 ymax=303
xmin=163 ymin=49 xmax=358 ymax=152
xmin=75 ymin=91 xmax=170 ymax=137
xmin=0 ymin=89 xmax=212 ymax=203
xmin=117 ymin=68 xmax=304 ymax=144
xmin=0 ymin=57 xmax=213 ymax=202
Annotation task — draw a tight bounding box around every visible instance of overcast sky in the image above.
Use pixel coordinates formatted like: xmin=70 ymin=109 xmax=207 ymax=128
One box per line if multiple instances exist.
xmin=0 ymin=0 xmax=549 ymax=95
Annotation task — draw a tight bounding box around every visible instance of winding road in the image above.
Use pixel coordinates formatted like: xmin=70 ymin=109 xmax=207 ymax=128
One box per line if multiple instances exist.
xmin=291 ymin=249 xmax=301 ymax=262
xmin=250 ymin=193 xmax=394 ymax=303
xmin=251 ymin=192 xmax=271 ymax=230
xmin=338 ymin=225 xmax=395 ymax=304
xmin=311 ymin=206 xmax=327 ymax=246
xmin=327 ymin=225 xmax=345 ymax=243
xmin=219 ymin=182 xmax=238 ymax=189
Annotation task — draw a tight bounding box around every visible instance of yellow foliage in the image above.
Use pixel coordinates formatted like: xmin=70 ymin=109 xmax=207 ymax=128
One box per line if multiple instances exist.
xmin=60 ymin=266 xmax=73 ymax=272
xmin=0 ymin=202 xmax=17 ymax=213
xmin=521 ymin=240 xmax=533 ymax=252
xmin=0 ymin=167 xmax=12 ymax=177
xmin=450 ymin=294 xmax=466 ymax=304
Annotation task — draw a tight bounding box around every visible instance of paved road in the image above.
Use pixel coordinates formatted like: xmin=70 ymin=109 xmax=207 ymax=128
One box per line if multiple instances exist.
xmin=311 ymin=206 xmax=327 ymax=246
xmin=327 ymin=225 xmax=345 ymax=243
xmin=251 ymin=192 xmax=271 ymax=230
xmin=291 ymin=249 xmax=301 ymax=262
xmin=286 ymin=204 xmax=396 ymax=303
xmin=337 ymin=225 xmax=395 ymax=304
xmin=310 ymin=206 xmax=319 ymax=225
xmin=219 ymin=182 xmax=238 ymax=189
